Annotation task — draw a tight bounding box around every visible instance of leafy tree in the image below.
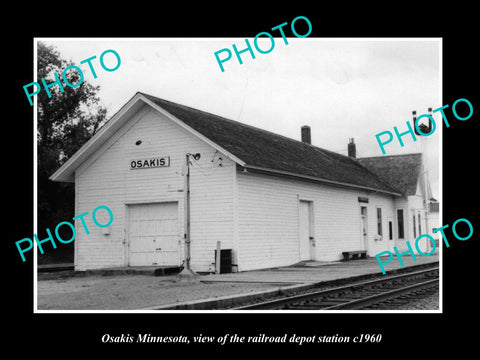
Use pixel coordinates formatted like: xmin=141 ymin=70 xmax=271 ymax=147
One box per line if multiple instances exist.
xmin=37 ymin=42 xmax=107 ymax=264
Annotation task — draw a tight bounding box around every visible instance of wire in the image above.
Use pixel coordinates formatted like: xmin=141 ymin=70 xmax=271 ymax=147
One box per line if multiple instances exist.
xmin=189 ymin=156 xmax=222 ymax=175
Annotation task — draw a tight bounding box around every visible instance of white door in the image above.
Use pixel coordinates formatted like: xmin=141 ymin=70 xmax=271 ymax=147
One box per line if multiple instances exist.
xmin=299 ymin=201 xmax=314 ymax=261
xmin=361 ymin=206 xmax=368 ymax=251
xmin=128 ymin=202 xmax=180 ymax=266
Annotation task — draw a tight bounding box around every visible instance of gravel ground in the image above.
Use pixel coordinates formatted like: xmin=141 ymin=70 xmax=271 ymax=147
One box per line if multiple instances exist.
xmin=37 ymin=274 xmax=284 ymax=310
xmin=393 ymin=290 xmax=439 ymax=310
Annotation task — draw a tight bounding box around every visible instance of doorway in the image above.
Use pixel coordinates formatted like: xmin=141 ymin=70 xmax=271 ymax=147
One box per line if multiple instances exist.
xmin=299 ymin=200 xmax=315 ymax=261
xmin=360 ymin=206 xmax=368 ymax=251
xmin=127 ymin=202 xmax=180 ymax=266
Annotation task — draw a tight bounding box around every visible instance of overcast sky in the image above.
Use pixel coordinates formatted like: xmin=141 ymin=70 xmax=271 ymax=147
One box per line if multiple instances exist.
xmin=39 ymin=38 xmax=441 ymax=198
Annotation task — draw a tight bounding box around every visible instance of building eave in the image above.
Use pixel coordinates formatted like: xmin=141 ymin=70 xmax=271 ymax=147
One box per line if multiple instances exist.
xmin=241 ymin=164 xmax=402 ymax=197
xmin=49 ymin=92 xmax=246 ymax=183
xmin=139 ymin=94 xmax=246 ymax=167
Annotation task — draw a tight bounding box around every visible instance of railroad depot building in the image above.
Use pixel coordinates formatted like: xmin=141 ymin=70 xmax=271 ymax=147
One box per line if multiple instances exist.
xmin=50 ymin=92 xmax=436 ymax=273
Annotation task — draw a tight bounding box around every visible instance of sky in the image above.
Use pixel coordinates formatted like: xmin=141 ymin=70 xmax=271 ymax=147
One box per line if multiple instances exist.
xmin=39 ymin=38 xmax=441 ymax=198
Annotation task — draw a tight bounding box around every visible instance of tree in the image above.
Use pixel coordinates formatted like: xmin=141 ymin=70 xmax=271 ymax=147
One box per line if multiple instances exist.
xmin=37 ymin=42 xmax=107 ymax=264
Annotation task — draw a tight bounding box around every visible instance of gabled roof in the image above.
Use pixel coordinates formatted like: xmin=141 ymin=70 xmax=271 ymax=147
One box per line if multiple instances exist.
xmin=357 ymin=153 xmax=423 ymax=196
xmin=51 ymin=92 xmax=401 ymax=195
xmin=140 ymin=93 xmax=400 ymax=195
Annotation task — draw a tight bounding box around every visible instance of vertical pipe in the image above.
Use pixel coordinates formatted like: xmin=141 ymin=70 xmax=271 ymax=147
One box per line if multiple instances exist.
xmin=176 ymin=153 xmax=198 ymax=282
xmin=184 ymin=154 xmax=191 ymax=270
xmin=215 ymin=241 xmax=221 ymax=274
xmin=424 ymin=166 xmax=431 ymax=253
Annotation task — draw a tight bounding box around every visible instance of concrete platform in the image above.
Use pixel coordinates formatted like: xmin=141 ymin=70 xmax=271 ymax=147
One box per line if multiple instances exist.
xmin=37 ymin=264 xmax=181 ymax=276
xmin=84 ymin=265 xmax=182 ymax=276
xmin=201 ymin=254 xmax=439 ymax=284
xmin=149 ymin=255 xmax=440 ymax=310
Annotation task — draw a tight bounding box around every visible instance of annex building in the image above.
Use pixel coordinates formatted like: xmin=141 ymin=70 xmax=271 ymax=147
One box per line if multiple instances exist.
xmin=50 ymin=92 xmax=436 ymax=272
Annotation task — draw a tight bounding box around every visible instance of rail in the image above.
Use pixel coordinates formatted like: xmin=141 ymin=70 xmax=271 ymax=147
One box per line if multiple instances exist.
xmin=232 ymin=267 xmax=439 ymax=310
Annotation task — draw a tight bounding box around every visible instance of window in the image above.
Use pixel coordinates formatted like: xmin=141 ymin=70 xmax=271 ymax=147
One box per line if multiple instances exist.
xmin=397 ymin=209 xmax=404 ymax=239
xmin=389 ymin=221 xmax=393 ymax=240
xmin=413 ymin=215 xmax=416 ymax=238
xmin=418 ymin=213 xmax=422 ymax=234
xmin=377 ymin=208 xmax=382 ymax=236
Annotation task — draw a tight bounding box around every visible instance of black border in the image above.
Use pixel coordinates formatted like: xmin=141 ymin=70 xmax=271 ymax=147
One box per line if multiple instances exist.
xmin=7 ymin=5 xmax=479 ymax=354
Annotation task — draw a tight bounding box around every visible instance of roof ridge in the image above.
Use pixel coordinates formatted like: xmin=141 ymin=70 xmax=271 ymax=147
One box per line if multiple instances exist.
xmin=358 ymin=153 xmax=422 ymax=160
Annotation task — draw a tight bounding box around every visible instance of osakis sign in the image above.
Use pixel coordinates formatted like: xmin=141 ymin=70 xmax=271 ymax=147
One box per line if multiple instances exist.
xmin=130 ymin=156 xmax=170 ymax=169
xmin=15 ymin=205 xmax=113 ymax=262
xmin=23 ymin=49 xmax=121 ymax=106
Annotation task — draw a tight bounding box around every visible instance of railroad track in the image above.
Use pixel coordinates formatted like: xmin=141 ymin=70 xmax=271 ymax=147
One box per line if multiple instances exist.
xmin=232 ymin=267 xmax=439 ymax=310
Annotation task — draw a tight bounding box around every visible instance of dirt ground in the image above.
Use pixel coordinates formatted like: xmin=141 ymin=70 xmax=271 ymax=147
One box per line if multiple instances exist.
xmin=36 ymin=273 xmax=283 ymax=310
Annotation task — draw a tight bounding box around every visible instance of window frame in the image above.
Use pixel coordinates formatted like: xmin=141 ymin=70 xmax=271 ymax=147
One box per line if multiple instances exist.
xmin=413 ymin=214 xmax=416 ymax=238
xmin=397 ymin=209 xmax=405 ymax=239
xmin=376 ymin=207 xmax=382 ymax=237
xmin=418 ymin=213 xmax=422 ymax=235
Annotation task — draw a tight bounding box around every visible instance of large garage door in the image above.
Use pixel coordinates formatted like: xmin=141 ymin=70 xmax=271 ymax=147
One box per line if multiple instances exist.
xmin=128 ymin=202 xmax=180 ymax=266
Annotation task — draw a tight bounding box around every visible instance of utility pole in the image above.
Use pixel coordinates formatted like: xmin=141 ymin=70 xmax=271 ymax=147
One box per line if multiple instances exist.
xmin=184 ymin=153 xmax=192 ymax=271
xmin=176 ymin=153 xmax=199 ymax=282
xmin=416 ymin=108 xmax=433 ymax=254
xmin=424 ymin=166 xmax=431 ymax=252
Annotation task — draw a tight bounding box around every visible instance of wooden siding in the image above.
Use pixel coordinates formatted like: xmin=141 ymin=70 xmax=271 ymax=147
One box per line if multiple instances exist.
xmin=189 ymin=152 xmax=235 ymax=272
xmin=71 ymin=102 xmax=413 ymax=273
xmin=236 ymin=171 xmax=395 ymax=271
xmin=393 ymin=176 xmax=430 ymax=254
xmin=74 ymin=105 xmax=234 ymax=272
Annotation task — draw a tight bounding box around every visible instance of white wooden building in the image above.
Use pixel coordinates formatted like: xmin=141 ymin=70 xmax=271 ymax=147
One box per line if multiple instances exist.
xmin=50 ymin=92 xmax=434 ymax=272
